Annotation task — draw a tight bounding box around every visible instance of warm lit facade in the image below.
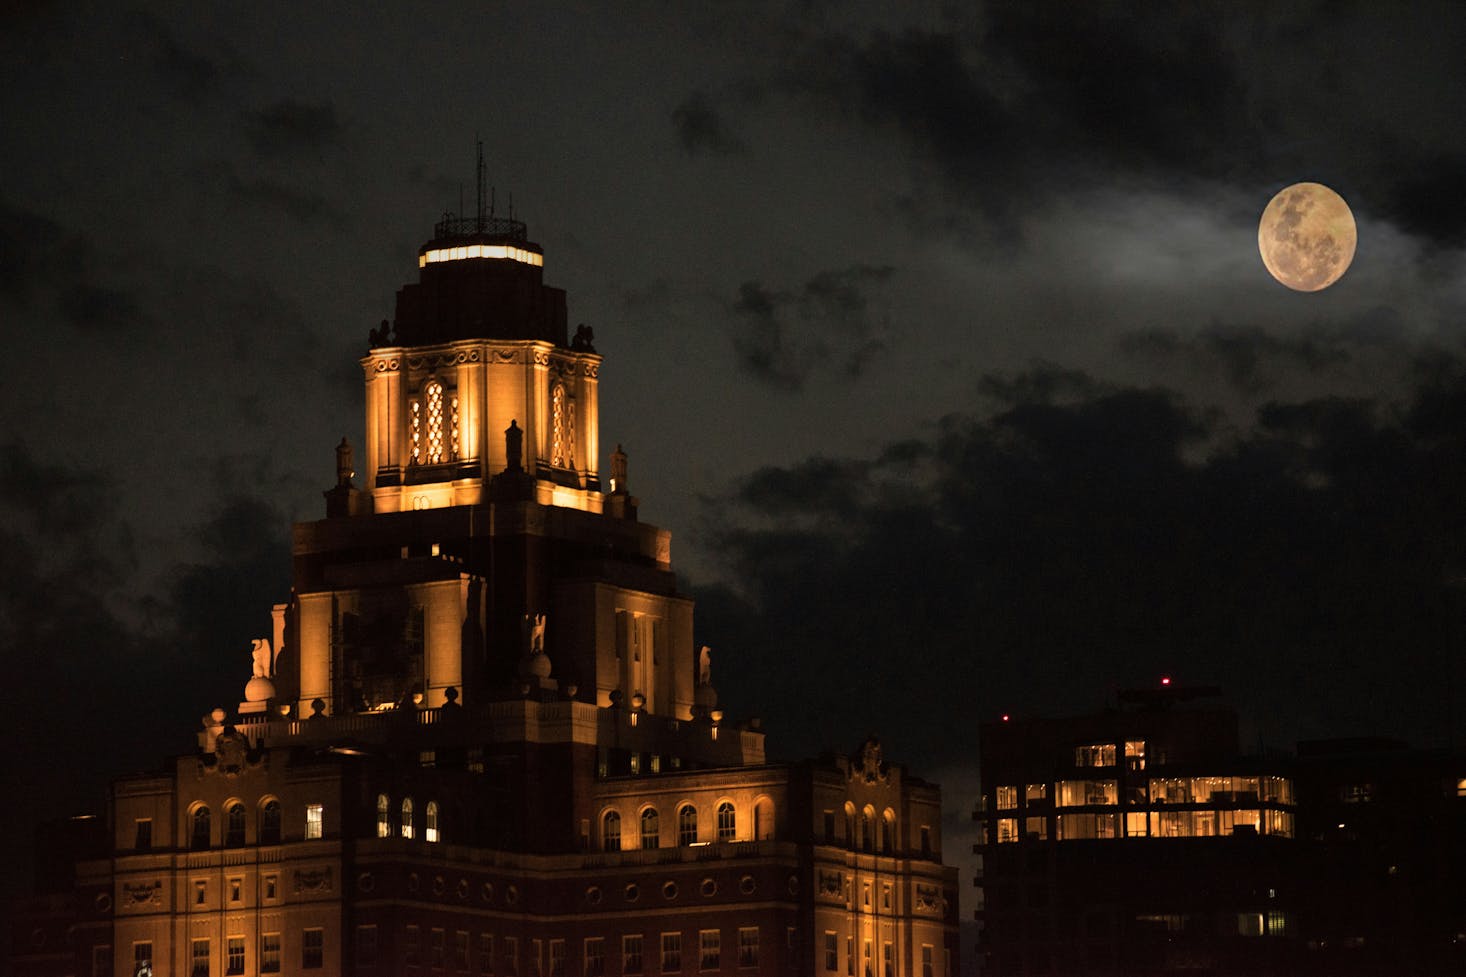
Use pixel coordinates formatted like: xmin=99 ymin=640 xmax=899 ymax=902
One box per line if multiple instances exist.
xmin=10 ymin=205 xmax=959 ymax=977
xmin=973 ymin=687 xmax=1296 ymax=976
xmin=972 ymin=688 xmax=1466 ymax=976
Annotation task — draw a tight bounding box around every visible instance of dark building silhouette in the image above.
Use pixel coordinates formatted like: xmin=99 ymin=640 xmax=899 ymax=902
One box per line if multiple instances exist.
xmin=9 ymin=198 xmax=959 ymax=977
xmin=972 ymin=686 xmax=1466 ymax=976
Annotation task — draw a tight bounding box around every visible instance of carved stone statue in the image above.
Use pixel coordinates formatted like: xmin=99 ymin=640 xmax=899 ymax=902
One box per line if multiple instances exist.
xmin=522 ymin=613 xmax=547 ymax=655
xmin=505 ymin=419 xmax=524 ymax=472
xmin=251 ymin=638 xmax=273 ymax=678
xmin=571 ymin=323 xmax=596 ymax=352
xmin=335 ymin=437 xmax=354 ymax=487
xmin=698 ymin=645 xmax=713 ymax=686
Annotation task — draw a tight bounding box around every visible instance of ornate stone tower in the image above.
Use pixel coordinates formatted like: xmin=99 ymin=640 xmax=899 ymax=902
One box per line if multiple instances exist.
xmin=278 ymin=193 xmax=692 ymax=723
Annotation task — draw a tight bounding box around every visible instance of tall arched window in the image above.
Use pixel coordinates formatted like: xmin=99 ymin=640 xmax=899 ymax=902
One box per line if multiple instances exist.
xmin=190 ymin=805 xmax=211 ymax=850
xmin=844 ymin=802 xmax=856 ymax=849
xmin=551 ymin=383 xmax=566 ymax=467
xmin=410 ymin=378 xmax=453 ymax=466
xmin=640 ymin=808 xmax=660 ymax=850
xmin=376 ymin=794 xmax=390 ymax=838
xmin=425 ymin=801 xmax=440 ymax=843
xmin=716 ymin=801 xmax=736 ymax=842
xmin=401 ymin=798 xmax=415 ymax=839
xmin=882 ymin=809 xmax=896 ymax=854
xmin=260 ymin=799 xmax=281 ymax=845
xmin=602 ymin=810 xmax=621 ymax=852
xmin=861 ymin=808 xmax=874 ymax=853
xmin=678 ymin=804 xmax=698 ymax=846
xmin=224 ymin=802 xmax=246 ymax=847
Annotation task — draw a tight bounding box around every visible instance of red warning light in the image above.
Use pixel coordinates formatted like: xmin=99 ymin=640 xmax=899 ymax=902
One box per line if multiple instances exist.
xmin=1001 ymin=714 xmax=1010 ymax=722
xmin=1161 ymin=676 xmax=1172 ymax=686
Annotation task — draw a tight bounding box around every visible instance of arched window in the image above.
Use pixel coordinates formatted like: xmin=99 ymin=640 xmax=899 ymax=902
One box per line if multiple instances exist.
xmin=861 ymin=808 xmax=874 ymax=853
xmin=550 ymin=382 xmax=576 ymax=470
xmin=678 ymin=804 xmax=698 ymax=846
xmin=640 ymin=808 xmax=660 ymax=850
xmin=260 ymin=799 xmax=281 ymax=845
xmin=376 ymin=794 xmax=390 ymax=838
xmin=882 ymin=809 xmax=896 ymax=854
xmin=844 ymin=802 xmax=856 ymax=849
xmin=602 ymin=810 xmax=621 ymax=852
xmin=224 ymin=802 xmax=246 ymax=847
xmin=190 ymin=805 xmax=211 ymax=850
xmin=716 ymin=801 xmax=736 ymax=842
xmin=753 ymin=797 xmax=775 ymax=841
xmin=425 ymin=801 xmax=440 ymax=843
xmin=401 ymin=798 xmax=415 ymax=840
xmin=411 ymin=378 xmax=453 ymax=466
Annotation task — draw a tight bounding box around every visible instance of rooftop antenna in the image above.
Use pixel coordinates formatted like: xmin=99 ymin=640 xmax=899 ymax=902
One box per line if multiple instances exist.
xmin=475 ymin=138 xmax=487 ymax=232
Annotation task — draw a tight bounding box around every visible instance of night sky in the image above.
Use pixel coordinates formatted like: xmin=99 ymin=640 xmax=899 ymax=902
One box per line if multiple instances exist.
xmin=5 ymin=2 xmax=1466 ymax=905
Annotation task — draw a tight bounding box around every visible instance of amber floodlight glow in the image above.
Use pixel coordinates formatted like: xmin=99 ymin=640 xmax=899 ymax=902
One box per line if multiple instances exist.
xmin=419 ymin=243 xmax=544 ymax=268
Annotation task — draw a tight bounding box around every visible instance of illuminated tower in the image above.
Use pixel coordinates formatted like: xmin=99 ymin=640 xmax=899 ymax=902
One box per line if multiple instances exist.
xmin=279 ymin=184 xmax=693 ymax=724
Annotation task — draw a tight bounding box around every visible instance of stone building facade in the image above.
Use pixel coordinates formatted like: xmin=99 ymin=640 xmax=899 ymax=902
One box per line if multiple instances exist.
xmin=11 ymin=203 xmax=959 ymax=977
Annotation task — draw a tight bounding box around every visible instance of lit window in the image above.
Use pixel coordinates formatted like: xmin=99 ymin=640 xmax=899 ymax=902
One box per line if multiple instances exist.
xmin=426 ymin=801 xmax=440 ymax=843
xmin=261 ymin=934 xmax=281 ymax=974
xmin=1341 ymin=783 xmax=1374 ymax=803
xmin=1457 ymin=777 xmax=1466 ymax=797
xmin=1075 ymin=744 xmax=1117 ymax=767
xmin=1025 ymin=783 xmax=1049 ymax=804
xmin=678 ymin=804 xmax=698 ymax=845
xmin=306 ymin=803 xmax=323 ymax=840
xmin=1024 ymin=816 xmax=1049 ymax=840
xmin=660 ymin=932 xmax=681 ymax=973
xmin=622 ymin=934 xmax=643 ymax=975
xmin=716 ymin=802 xmax=736 ymax=841
xmin=376 ymin=794 xmax=390 ymax=838
xmin=225 ymin=802 xmax=246 ymax=847
xmin=699 ymin=930 xmax=719 ymax=971
xmin=737 ymin=928 xmax=758 ymax=969
xmin=1125 ymin=812 xmax=1149 ymax=836
xmin=190 ymin=805 xmax=211 ymax=849
xmin=191 ymin=938 xmax=209 ymax=977
xmin=1125 ymin=740 xmax=1147 ymax=770
xmin=1056 ymin=813 xmax=1119 ymax=840
xmin=641 ymin=808 xmax=660 ymax=849
xmin=401 ymin=798 xmax=415 ymax=839
xmin=996 ymin=819 xmax=1019 ymax=843
xmin=1056 ymin=780 xmax=1119 ymax=807
xmin=551 ymin=383 xmax=575 ymax=468
xmin=995 ymin=786 xmax=1019 ymax=810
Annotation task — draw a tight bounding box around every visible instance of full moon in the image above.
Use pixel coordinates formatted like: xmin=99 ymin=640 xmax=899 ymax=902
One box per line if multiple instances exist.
xmin=1257 ymin=182 xmax=1357 ymax=291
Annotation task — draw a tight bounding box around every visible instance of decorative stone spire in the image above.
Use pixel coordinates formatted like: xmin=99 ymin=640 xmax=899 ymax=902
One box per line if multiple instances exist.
xmin=335 ymin=437 xmax=355 ymax=487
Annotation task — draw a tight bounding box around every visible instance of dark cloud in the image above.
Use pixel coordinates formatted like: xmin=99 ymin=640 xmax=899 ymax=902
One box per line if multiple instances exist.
xmin=0 ymin=200 xmax=149 ymax=333
xmin=223 ymin=172 xmax=346 ymax=225
xmin=696 ymin=363 xmax=1466 ymax=765
xmin=244 ymin=99 xmax=344 ymax=156
xmin=671 ymin=92 xmax=744 ymax=155
xmin=729 ymin=264 xmax=895 ymax=389
xmin=1119 ymin=327 xmax=1353 ymax=394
